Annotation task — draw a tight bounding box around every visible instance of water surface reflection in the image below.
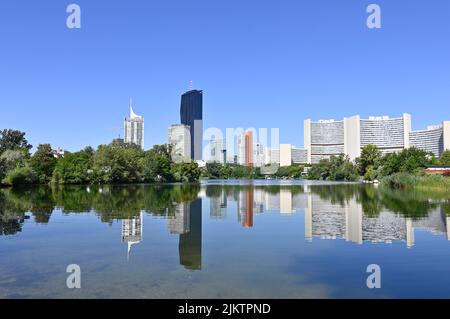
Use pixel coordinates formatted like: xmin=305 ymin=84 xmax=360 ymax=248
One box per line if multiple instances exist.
xmin=1 ymin=182 xmax=450 ymax=298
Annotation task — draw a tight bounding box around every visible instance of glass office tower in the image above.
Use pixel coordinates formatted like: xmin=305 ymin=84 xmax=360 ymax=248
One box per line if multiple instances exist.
xmin=180 ymin=90 xmax=203 ymax=160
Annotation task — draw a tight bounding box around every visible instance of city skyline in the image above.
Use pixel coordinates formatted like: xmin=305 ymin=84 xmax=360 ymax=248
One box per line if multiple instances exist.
xmin=1 ymin=1 xmax=449 ymax=152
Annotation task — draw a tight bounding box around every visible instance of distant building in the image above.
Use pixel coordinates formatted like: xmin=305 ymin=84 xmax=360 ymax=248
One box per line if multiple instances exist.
xmin=279 ymin=144 xmax=308 ymax=167
xmin=245 ymin=131 xmax=254 ymax=167
xmin=268 ymin=148 xmax=280 ymax=164
xmin=236 ymin=131 xmax=254 ymax=166
xmin=292 ymin=147 xmax=308 ymax=164
xmin=304 ymin=114 xmax=412 ymax=163
xmin=280 ymin=144 xmax=292 ymax=167
xmin=253 ymin=143 xmax=265 ymax=167
xmin=180 ymin=90 xmax=203 ymax=160
xmin=52 ymin=147 xmax=65 ymax=158
xmin=168 ymin=124 xmax=191 ymax=163
xmin=410 ymin=122 xmax=450 ymax=157
xmin=124 ymin=98 xmax=144 ymax=150
xmin=423 ymin=166 xmax=450 ymax=175
xmin=209 ymin=138 xmax=226 ymax=164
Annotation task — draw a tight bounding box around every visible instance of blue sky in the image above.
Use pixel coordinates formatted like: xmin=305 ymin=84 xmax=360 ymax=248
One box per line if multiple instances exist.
xmin=0 ymin=0 xmax=449 ymax=152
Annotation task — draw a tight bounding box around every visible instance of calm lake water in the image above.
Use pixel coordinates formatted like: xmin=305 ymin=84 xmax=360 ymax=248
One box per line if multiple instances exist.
xmin=1 ymin=180 xmax=450 ymax=299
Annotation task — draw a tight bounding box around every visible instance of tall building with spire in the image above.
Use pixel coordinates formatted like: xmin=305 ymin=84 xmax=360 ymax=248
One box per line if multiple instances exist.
xmin=124 ymin=98 xmax=145 ymax=150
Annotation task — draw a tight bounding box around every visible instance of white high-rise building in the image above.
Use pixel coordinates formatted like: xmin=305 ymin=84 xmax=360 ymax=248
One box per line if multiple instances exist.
xmin=237 ymin=134 xmax=246 ymax=165
xmin=269 ymin=148 xmax=280 ymax=164
xmin=124 ymin=98 xmax=145 ymax=150
xmin=304 ymin=114 xmax=412 ymax=163
xmin=209 ymin=138 xmax=226 ymax=164
xmin=410 ymin=121 xmax=450 ymax=157
xmin=168 ymin=124 xmax=191 ymax=163
xmin=280 ymin=144 xmax=293 ymax=167
xmin=254 ymin=143 xmax=265 ymax=167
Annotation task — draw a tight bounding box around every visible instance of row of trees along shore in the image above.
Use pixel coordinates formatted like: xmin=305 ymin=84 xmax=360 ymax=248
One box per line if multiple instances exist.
xmin=1 ymin=129 xmax=450 ymax=189
xmin=0 ymin=130 xmax=201 ymax=186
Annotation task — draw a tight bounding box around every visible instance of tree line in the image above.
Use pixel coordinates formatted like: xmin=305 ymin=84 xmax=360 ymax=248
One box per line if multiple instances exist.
xmin=0 ymin=129 xmax=202 ymax=186
xmin=2 ymin=129 xmax=450 ymax=186
xmin=307 ymin=144 xmax=450 ymax=184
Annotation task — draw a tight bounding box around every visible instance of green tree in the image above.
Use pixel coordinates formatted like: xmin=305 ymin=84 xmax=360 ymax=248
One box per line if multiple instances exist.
xmin=93 ymin=142 xmax=145 ymax=184
xmin=171 ymin=161 xmax=201 ymax=182
xmin=308 ymin=154 xmax=358 ymax=181
xmin=0 ymin=150 xmax=26 ymax=171
xmin=275 ymin=166 xmax=304 ymax=179
xmin=3 ymin=166 xmax=37 ymax=186
xmin=357 ymin=144 xmax=382 ymax=176
xmin=379 ymin=147 xmax=432 ymax=176
xmin=205 ymin=162 xmax=225 ymax=179
xmin=30 ymin=144 xmax=57 ymax=184
xmin=364 ymin=165 xmax=377 ymax=181
xmin=0 ymin=129 xmax=32 ymax=155
xmin=439 ymin=150 xmax=450 ymax=165
xmin=53 ymin=148 xmax=94 ymax=184
xmin=0 ymin=158 xmax=6 ymax=182
xmin=144 ymin=144 xmax=174 ymax=182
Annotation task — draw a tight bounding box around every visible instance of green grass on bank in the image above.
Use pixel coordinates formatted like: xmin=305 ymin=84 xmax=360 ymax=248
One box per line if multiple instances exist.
xmin=381 ymin=173 xmax=450 ymax=193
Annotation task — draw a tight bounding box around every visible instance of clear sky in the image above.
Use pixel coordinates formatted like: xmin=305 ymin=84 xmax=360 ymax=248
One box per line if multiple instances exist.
xmin=0 ymin=0 xmax=449 ymax=152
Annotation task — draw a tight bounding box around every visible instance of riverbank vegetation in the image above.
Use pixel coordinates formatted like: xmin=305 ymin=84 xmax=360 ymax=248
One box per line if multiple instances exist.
xmin=308 ymin=144 xmax=450 ymax=191
xmin=2 ymin=129 xmax=450 ymax=191
xmin=0 ymin=129 xmax=202 ymax=186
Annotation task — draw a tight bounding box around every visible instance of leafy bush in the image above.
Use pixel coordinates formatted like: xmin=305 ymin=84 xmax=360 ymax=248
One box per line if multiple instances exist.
xmin=308 ymin=154 xmax=358 ymax=181
xmin=3 ymin=166 xmax=37 ymax=186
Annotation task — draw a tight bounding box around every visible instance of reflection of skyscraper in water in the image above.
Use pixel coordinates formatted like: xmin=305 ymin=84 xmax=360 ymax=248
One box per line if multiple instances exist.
xmin=122 ymin=211 xmax=143 ymax=260
xmin=345 ymin=199 xmax=363 ymax=244
xmin=168 ymin=203 xmax=190 ymax=234
xmin=210 ymin=191 xmax=227 ymax=219
xmin=238 ymin=189 xmax=254 ymax=228
xmin=280 ymin=189 xmax=293 ymax=214
xmin=179 ymin=198 xmax=202 ymax=270
xmin=406 ymin=218 xmax=415 ymax=248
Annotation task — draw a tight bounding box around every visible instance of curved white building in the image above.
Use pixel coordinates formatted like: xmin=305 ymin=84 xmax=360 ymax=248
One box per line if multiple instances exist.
xmin=304 ymin=119 xmax=345 ymax=164
xmin=360 ymin=114 xmax=411 ymax=153
xmin=410 ymin=122 xmax=450 ymax=157
xmin=304 ymin=114 xmax=413 ymax=163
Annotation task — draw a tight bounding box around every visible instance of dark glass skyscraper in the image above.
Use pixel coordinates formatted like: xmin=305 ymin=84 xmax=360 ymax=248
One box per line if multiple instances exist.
xmin=180 ymin=90 xmax=203 ymax=160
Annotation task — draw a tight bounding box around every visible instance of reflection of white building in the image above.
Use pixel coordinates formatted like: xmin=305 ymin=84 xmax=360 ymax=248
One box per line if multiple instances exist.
xmin=210 ymin=193 xmax=227 ymax=219
xmin=122 ymin=211 xmax=143 ymax=260
xmin=280 ymin=189 xmax=293 ymax=214
xmin=168 ymin=203 xmax=190 ymax=234
xmin=304 ymin=192 xmax=449 ymax=247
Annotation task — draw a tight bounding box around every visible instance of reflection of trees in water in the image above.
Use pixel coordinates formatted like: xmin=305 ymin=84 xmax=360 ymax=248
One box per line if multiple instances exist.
xmin=0 ymin=184 xmax=201 ymax=228
xmin=309 ymin=184 xmax=447 ymax=219
xmin=0 ymin=190 xmax=30 ymax=236
xmin=1 ymin=182 xmax=448 ymax=237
